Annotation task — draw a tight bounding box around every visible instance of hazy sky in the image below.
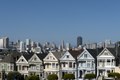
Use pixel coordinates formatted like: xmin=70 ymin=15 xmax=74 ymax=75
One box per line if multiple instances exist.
xmin=0 ymin=0 xmax=120 ymax=44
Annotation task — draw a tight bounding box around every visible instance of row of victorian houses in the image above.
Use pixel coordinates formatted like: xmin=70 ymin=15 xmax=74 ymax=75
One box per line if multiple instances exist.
xmin=0 ymin=47 xmax=120 ymax=80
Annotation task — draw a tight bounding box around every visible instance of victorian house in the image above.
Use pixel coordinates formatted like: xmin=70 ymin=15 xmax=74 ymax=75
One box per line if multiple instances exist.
xmin=28 ymin=53 xmax=47 ymax=79
xmin=60 ymin=50 xmax=83 ymax=79
xmin=16 ymin=53 xmax=33 ymax=76
xmin=43 ymin=51 xmax=64 ymax=79
xmin=77 ymin=48 xmax=98 ymax=79
xmin=97 ymin=48 xmax=116 ymax=77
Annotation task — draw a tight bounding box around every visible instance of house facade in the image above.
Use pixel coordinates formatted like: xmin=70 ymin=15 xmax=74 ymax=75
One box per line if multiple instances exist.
xmin=77 ymin=48 xmax=96 ymax=79
xmin=97 ymin=48 xmax=116 ymax=77
xmin=60 ymin=50 xmax=82 ymax=79
xmin=28 ymin=53 xmax=47 ymax=79
xmin=43 ymin=51 xmax=64 ymax=79
xmin=16 ymin=54 xmax=33 ymax=77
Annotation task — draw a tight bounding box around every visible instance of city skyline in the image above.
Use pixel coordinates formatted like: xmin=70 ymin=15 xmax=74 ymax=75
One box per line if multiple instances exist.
xmin=0 ymin=0 xmax=120 ymax=44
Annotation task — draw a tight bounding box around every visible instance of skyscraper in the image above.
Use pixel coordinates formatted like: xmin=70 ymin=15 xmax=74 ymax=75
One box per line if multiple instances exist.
xmin=20 ymin=41 xmax=25 ymax=52
xmin=77 ymin=36 xmax=82 ymax=47
xmin=0 ymin=37 xmax=9 ymax=49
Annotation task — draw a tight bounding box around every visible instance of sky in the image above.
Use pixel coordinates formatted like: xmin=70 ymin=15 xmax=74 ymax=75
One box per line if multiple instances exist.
xmin=0 ymin=0 xmax=120 ymax=45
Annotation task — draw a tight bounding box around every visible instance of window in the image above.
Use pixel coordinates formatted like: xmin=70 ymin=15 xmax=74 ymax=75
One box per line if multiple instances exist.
xmin=52 ymin=63 xmax=55 ymax=68
xmin=22 ymin=66 xmax=24 ymax=70
xmin=84 ymin=54 xmax=87 ymax=58
xmin=50 ymin=56 xmax=52 ymax=59
xmin=47 ymin=57 xmax=49 ymax=59
xmin=56 ymin=64 xmax=58 ymax=68
xmin=66 ymin=55 xmax=69 ymax=58
xmin=63 ymin=63 xmax=65 ymax=67
xmin=87 ymin=63 xmax=90 ymax=67
xmin=107 ymin=59 xmax=110 ymax=65
xmin=19 ymin=65 xmax=21 ymax=70
xmin=34 ymin=57 xmax=37 ymax=61
xmin=92 ymin=61 xmax=94 ymax=68
xmin=47 ymin=64 xmax=49 ymax=68
xmin=21 ymin=59 xmax=24 ymax=62
xmin=69 ymin=62 xmax=72 ymax=68
xmin=73 ymin=63 xmax=75 ymax=68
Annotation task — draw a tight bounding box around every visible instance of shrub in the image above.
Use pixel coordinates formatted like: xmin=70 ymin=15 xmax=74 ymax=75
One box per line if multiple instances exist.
xmin=62 ymin=73 xmax=75 ymax=80
xmin=84 ymin=73 xmax=96 ymax=80
xmin=108 ymin=73 xmax=120 ymax=79
xmin=26 ymin=75 xmax=39 ymax=80
xmin=7 ymin=71 xmax=22 ymax=80
xmin=47 ymin=74 xmax=58 ymax=80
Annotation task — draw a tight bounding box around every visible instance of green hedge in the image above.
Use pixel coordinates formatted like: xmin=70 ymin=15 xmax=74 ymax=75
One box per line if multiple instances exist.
xmin=47 ymin=74 xmax=58 ymax=80
xmin=26 ymin=75 xmax=39 ymax=80
xmin=84 ymin=73 xmax=96 ymax=80
xmin=62 ymin=73 xmax=75 ymax=80
xmin=108 ymin=72 xmax=120 ymax=79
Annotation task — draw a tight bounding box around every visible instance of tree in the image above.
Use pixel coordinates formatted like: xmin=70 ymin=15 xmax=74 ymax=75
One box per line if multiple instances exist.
xmin=47 ymin=74 xmax=58 ymax=80
xmin=7 ymin=71 xmax=22 ymax=80
xmin=62 ymin=73 xmax=75 ymax=80
xmin=26 ymin=75 xmax=39 ymax=80
xmin=84 ymin=73 xmax=96 ymax=80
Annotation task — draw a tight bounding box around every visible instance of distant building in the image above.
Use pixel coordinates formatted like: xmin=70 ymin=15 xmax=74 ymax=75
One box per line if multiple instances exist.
xmin=85 ymin=43 xmax=97 ymax=49
xmin=26 ymin=39 xmax=31 ymax=51
xmin=0 ymin=38 xmax=4 ymax=49
xmin=66 ymin=43 xmax=71 ymax=50
xmin=20 ymin=41 xmax=25 ymax=52
xmin=77 ymin=36 xmax=82 ymax=47
xmin=0 ymin=37 xmax=9 ymax=49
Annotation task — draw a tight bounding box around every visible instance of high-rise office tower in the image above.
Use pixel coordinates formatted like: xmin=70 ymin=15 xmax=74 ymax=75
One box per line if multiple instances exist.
xmin=26 ymin=39 xmax=31 ymax=50
xmin=0 ymin=37 xmax=9 ymax=49
xmin=77 ymin=36 xmax=82 ymax=47
xmin=3 ymin=37 xmax=9 ymax=48
xmin=20 ymin=41 xmax=25 ymax=52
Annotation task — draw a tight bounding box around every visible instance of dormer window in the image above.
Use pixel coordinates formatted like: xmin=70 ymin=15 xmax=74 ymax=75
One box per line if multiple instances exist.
xmin=47 ymin=57 xmax=49 ymax=59
xmin=66 ymin=55 xmax=69 ymax=58
xmin=53 ymin=57 xmax=55 ymax=60
xmin=34 ymin=57 xmax=37 ymax=61
xmin=21 ymin=59 xmax=24 ymax=62
xmin=84 ymin=54 xmax=87 ymax=58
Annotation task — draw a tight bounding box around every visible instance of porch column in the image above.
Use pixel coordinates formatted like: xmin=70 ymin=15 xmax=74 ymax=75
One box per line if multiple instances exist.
xmin=104 ymin=59 xmax=107 ymax=66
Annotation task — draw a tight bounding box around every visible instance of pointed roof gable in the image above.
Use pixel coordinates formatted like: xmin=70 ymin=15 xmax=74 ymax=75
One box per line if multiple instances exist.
xmin=16 ymin=55 xmax=28 ymax=64
xmin=69 ymin=49 xmax=83 ymax=59
xmin=97 ymin=48 xmax=115 ymax=58
xmin=0 ymin=51 xmax=21 ymax=63
xmin=43 ymin=51 xmax=64 ymax=61
xmin=52 ymin=51 xmax=65 ymax=60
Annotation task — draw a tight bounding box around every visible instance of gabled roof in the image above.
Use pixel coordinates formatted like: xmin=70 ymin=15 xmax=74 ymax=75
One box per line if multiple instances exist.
xmin=22 ymin=53 xmax=34 ymax=61
xmin=37 ymin=53 xmax=47 ymax=60
xmin=69 ymin=49 xmax=83 ymax=59
xmin=87 ymin=49 xmax=97 ymax=59
xmin=0 ymin=51 xmax=21 ymax=63
xmin=107 ymin=48 xmax=116 ymax=57
xmin=96 ymin=48 xmax=104 ymax=56
xmin=52 ymin=51 xmax=65 ymax=60
xmin=97 ymin=48 xmax=116 ymax=57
